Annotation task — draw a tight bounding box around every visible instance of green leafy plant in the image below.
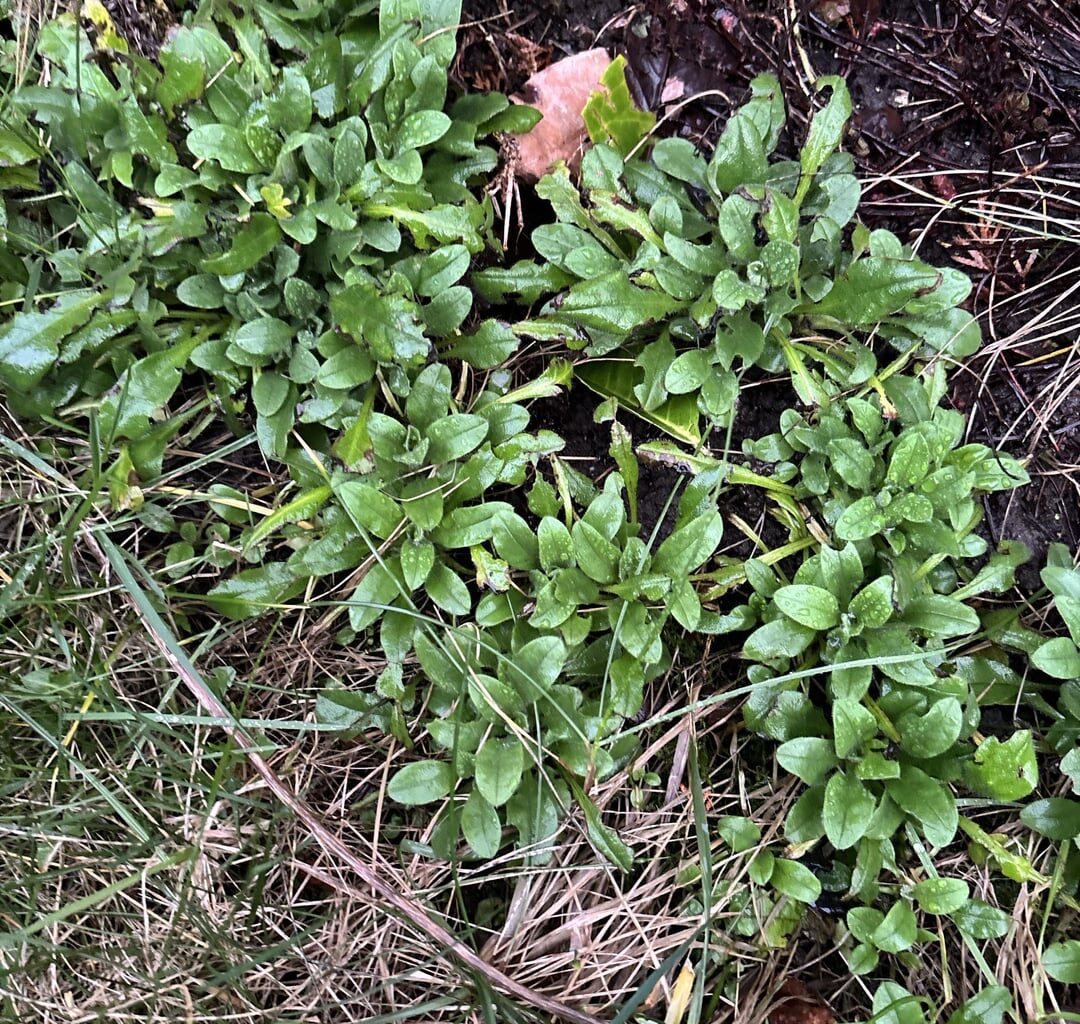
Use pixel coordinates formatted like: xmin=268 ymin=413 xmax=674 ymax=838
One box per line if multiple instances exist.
xmin=0 ymin=0 xmax=728 ymax=867
xmin=3 ymin=8 xmax=1077 ymax=1019
xmin=477 ymin=68 xmax=981 ymax=447
xmin=1031 ymin=543 xmax=1080 ymax=679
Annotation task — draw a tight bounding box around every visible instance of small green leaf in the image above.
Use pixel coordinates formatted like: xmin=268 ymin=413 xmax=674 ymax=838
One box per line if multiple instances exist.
xmin=833 ymin=699 xmax=877 ymax=759
xmin=1020 ymin=798 xmax=1080 ymax=840
xmin=835 ymin=496 xmax=886 ymax=541
xmin=543 ymin=270 xmax=680 ymax=338
xmin=717 ymin=815 xmax=761 ymax=853
xmin=887 ymin=431 xmax=931 ymax=487
xmin=426 ymin=562 xmax=472 ymax=615
xmin=770 ymin=859 xmax=822 ymax=903
xmin=426 ymin=414 xmax=489 ymax=463
xmin=475 ymin=738 xmax=525 ymax=808
xmin=903 ymin=595 xmax=979 ymax=637
xmin=397 ymin=109 xmax=451 ymax=149
xmin=664 ymin=349 xmax=712 ymax=394
xmin=177 ymin=274 xmax=225 ymax=309
xmin=848 ymin=942 xmax=879 ymax=976
xmin=809 ymin=258 xmax=941 ymax=325
xmin=773 ymin=584 xmax=840 ymax=630
xmin=1031 ymin=637 xmax=1080 ymax=679
xmin=784 ymin=785 xmax=826 ymax=845
xmin=849 ymin=576 xmax=894 ymax=628
xmin=335 ymin=480 xmax=402 ymax=539
xmin=652 ymin=137 xmax=707 ymax=184
xmin=951 ymin=901 xmax=1010 ymax=940
xmin=201 ymin=213 xmax=281 ymax=275
xmin=538 ymin=518 xmax=574 ymax=570
xmin=898 ymin=698 xmax=963 ymax=759
xmin=245 ymin=485 xmax=330 ymax=551
xmin=502 ymin=635 xmax=566 ymax=700
xmin=712 ymin=268 xmax=762 ymax=312
xmin=388 ymin=760 xmax=455 ymax=806
xmin=823 ymin=771 xmax=875 ymax=850
xmin=568 ymin=777 xmax=634 ymax=871
xmin=1062 ymin=748 xmax=1080 ymax=792
xmin=267 ymin=65 xmax=312 ymax=132
xmin=966 ymin=732 xmax=1038 ymax=800
xmin=187 ymin=123 xmax=262 ymax=172
xmin=744 ymin=617 xmax=816 ymax=662
xmin=401 ymin=540 xmax=435 ymax=591
xmin=870 ymin=900 xmax=917 ymax=953
xmin=871 ymin=982 xmax=927 ymax=1024
xmin=827 ymin=438 xmax=874 ymax=490
xmin=798 ymin=77 xmax=852 ymax=190
xmin=582 ymin=55 xmax=656 ymax=157
xmin=317 ymin=347 xmax=375 ymax=389
xmin=204 ymin=562 xmax=305 ymax=620
xmin=461 ymin=789 xmax=501 ymax=858
xmin=887 ymin=765 xmax=958 ymax=848
xmin=945 ymin=987 xmax=1011 ymax=1024
xmin=707 ymin=111 xmax=767 ymax=195
xmin=776 ymin=737 xmax=836 ymax=785
xmin=492 ymin=511 xmax=539 ymax=570
xmin=653 ymin=511 xmax=723 ymax=577
xmin=571 ymin=520 xmax=618 ymax=584
xmin=331 ymin=283 xmax=429 ymax=365
xmin=912 ymin=877 xmax=969 ymax=915
xmin=233 ymin=317 xmax=293 ymax=358
xmin=1043 ymin=940 xmax=1080 ymax=983
xmin=0 ymin=293 xmax=104 ymax=391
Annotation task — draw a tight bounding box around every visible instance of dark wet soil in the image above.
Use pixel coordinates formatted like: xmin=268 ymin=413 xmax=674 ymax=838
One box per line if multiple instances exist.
xmin=462 ymin=0 xmax=1080 ymax=581
xmin=527 ymin=369 xmax=799 ymax=557
xmin=101 ymin=0 xmax=176 ymax=59
xmin=528 ymin=387 xmax=684 ymax=541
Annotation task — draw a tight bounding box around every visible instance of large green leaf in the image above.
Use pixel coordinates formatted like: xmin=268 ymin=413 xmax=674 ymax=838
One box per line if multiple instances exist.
xmin=201 ymin=213 xmax=281 ymax=274
xmin=653 ymin=511 xmax=723 ymax=577
xmin=187 ymin=124 xmax=263 ymax=172
xmin=1020 ymin=798 xmax=1080 ymax=840
xmin=461 ymin=789 xmax=501 ymax=858
xmin=773 ymin=584 xmax=839 ymax=630
xmin=204 ymin=562 xmax=306 ymax=619
xmin=331 ymin=283 xmax=430 ymax=365
xmin=807 ymin=258 xmax=942 ymax=325
xmin=475 ymin=737 xmax=525 ymax=808
xmin=388 ymin=760 xmax=456 ymax=805
xmin=965 ymin=732 xmax=1037 ymax=800
xmin=540 ymin=271 xmax=680 ymax=339
xmin=582 ymin=56 xmax=655 ymax=157
xmin=822 ymin=771 xmax=875 ymax=850
xmin=797 ymin=76 xmax=851 ymax=193
xmin=912 ymin=877 xmax=968 ymax=915
xmin=1043 ymin=940 xmax=1080 ymax=984
xmin=575 ymin=360 xmax=700 ymax=445
xmin=0 ymin=293 xmax=104 ymax=390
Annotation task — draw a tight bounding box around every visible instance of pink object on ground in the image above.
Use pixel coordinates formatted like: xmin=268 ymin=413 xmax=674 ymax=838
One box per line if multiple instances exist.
xmin=511 ymin=48 xmax=612 ymax=181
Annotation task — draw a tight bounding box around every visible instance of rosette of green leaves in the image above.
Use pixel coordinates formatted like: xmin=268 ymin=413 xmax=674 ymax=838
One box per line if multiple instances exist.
xmin=321 ymin=456 xmax=724 ymax=860
xmin=0 ymin=2 xmax=535 ymax=471
xmin=475 ymin=69 xmax=980 ymax=445
xmin=734 ymin=372 xmax=1031 ymax=893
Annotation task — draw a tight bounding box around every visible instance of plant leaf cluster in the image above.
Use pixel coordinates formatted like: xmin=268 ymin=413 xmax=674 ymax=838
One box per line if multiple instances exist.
xmin=477 ymin=69 xmax=981 ymax=444
xmin=1 ymin=7 xmax=1077 ymax=1013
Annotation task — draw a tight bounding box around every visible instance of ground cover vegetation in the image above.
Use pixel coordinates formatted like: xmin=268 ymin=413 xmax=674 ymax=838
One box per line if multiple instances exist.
xmin=0 ymin=1 xmax=1077 ymax=1022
